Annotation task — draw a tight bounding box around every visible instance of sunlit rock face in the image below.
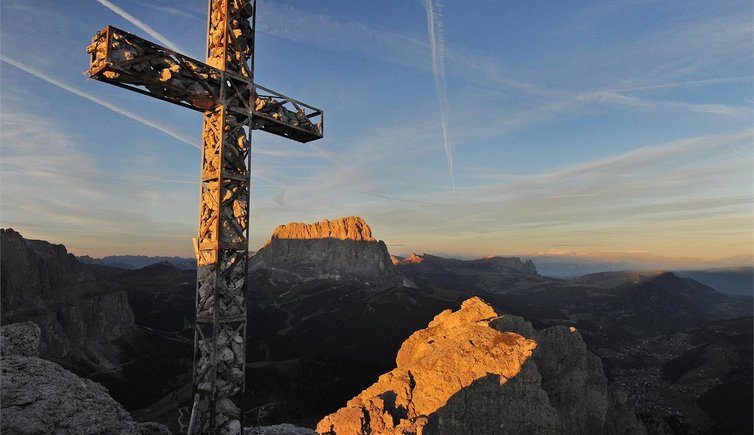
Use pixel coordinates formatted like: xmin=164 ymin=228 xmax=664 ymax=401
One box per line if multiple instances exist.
xmin=316 ymin=297 xmax=560 ymax=434
xmin=317 ymin=297 xmax=646 ymax=435
xmin=249 ymin=217 xmax=403 ymax=287
xmin=269 ymin=216 xmax=375 ymax=241
xmin=0 ymin=229 xmax=134 ymax=360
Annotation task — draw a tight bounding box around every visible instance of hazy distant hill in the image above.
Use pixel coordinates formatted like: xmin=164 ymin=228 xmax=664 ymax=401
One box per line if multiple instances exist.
xmin=675 ymin=267 xmax=753 ymax=297
xmin=78 ymin=254 xmax=196 ymax=270
xmin=533 ymin=260 xmax=638 ymax=278
xmin=394 ymin=253 xmax=543 ymax=293
xmin=528 ymin=256 xmax=753 ymax=279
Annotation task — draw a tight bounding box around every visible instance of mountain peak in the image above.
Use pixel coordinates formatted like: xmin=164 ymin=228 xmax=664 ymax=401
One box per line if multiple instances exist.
xmin=393 ymin=253 xmax=424 ymax=265
xmin=251 ymin=217 xmax=403 ymax=287
xmin=270 ymin=216 xmax=375 ymax=242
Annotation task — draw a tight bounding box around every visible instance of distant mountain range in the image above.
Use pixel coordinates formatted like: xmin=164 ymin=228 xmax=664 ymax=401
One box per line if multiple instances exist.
xmin=75 ymin=254 xmax=752 ymax=297
xmin=78 ymin=254 xmax=196 ymax=270
xmin=4 ymin=220 xmax=752 ymax=433
xmin=675 ymin=267 xmax=753 ymax=297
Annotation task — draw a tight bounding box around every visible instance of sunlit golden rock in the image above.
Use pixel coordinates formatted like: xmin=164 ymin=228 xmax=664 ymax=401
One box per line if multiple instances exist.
xmin=269 ymin=216 xmax=375 ymax=242
xmin=316 ymin=297 xmax=560 ymax=434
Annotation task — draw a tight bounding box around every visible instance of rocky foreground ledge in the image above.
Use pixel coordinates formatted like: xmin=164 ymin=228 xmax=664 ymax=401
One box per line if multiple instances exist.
xmin=0 ymin=322 xmax=170 ymax=435
xmin=317 ymin=297 xmax=646 ymax=435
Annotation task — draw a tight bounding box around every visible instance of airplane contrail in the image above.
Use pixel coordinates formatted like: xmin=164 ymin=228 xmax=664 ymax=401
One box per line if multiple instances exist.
xmin=421 ymin=0 xmax=455 ymax=192
xmin=0 ymin=55 xmax=201 ymax=148
xmin=95 ymin=0 xmax=186 ymax=54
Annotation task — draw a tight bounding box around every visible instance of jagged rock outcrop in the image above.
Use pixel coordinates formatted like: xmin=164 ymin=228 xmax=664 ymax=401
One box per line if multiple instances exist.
xmin=1 ymin=322 xmax=41 ymax=357
xmin=490 ymin=313 xmax=646 ymax=435
xmin=316 ymin=298 xmax=560 ymax=434
xmin=0 ymin=229 xmax=135 ymax=360
xmin=317 ymin=297 xmax=645 ymax=435
xmin=249 ymin=217 xmax=403 ymax=287
xmin=1 ymin=355 xmax=171 ymax=435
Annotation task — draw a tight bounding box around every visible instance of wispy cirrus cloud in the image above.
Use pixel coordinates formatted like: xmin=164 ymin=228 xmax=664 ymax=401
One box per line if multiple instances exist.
xmin=95 ymin=0 xmax=186 ymax=53
xmin=272 ymin=122 xmax=752 ymax=260
xmin=257 ymin=2 xmax=750 ymax=120
xmin=421 ymin=0 xmax=455 ymax=192
xmin=0 ymin=55 xmax=200 ymax=148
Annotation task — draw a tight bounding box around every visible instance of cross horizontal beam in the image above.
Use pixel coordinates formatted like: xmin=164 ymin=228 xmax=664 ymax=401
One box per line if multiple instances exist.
xmin=87 ymin=26 xmax=324 ymax=143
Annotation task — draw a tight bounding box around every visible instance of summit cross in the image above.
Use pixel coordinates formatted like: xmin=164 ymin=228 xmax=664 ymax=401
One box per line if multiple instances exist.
xmin=85 ymin=1 xmax=324 ymax=433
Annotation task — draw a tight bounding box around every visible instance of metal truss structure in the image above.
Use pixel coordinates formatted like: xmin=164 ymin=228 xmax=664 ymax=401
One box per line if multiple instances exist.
xmin=86 ymin=1 xmax=324 ymax=433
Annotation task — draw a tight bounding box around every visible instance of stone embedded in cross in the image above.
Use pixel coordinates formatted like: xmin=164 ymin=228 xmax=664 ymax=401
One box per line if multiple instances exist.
xmin=85 ymin=1 xmax=324 ymax=434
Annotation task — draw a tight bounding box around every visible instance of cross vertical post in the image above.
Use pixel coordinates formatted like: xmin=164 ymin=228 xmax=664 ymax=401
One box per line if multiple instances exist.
xmin=192 ymin=1 xmax=254 ymax=433
xmin=85 ymin=0 xmax=324 ymax=433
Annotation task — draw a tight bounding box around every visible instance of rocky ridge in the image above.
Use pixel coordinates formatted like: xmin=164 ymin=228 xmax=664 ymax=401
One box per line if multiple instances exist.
xmin=317 ymin=297 xmax=644 ymax=434
xmin=0 ymin=228 xmax=135 ymax=361
xmin=250 ymin=217 xmax=403 ymax=287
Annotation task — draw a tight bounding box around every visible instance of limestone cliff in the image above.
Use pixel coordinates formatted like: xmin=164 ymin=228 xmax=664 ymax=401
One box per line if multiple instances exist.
xmin=269 ymin=217 xmax=375 ymax=242
xmin=249 ymin=217 xmax=403 ymax=287
xmin=317 ymin=297 xmax=645 ymax=435
xmin=0 ymin=228 xmax=135 ymax=360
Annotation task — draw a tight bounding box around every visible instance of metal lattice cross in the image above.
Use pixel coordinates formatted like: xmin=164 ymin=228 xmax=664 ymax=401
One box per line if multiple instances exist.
xmin=86 ymin=1 xmax=324 ymax=433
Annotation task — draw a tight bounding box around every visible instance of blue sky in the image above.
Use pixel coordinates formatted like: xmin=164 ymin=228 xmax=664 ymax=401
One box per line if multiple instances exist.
xmin=1 ymin=0 xmax=752 ymax=267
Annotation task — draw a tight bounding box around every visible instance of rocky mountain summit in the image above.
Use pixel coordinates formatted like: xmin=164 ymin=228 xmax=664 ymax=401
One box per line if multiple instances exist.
xmin=0 ymin=228 xmax=135 ymax=362
xmin=317 ymin=297 xmax=644 ymax=434
xmin=249 ymin=217 xmax=403 ymax=287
